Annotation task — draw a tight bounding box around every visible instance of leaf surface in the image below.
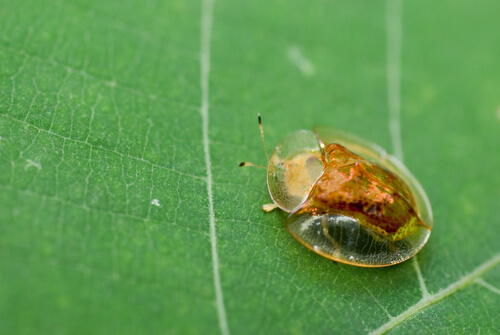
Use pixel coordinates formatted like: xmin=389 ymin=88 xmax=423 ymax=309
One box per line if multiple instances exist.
xmin=1 ymin=0 xmax=500 ymax=334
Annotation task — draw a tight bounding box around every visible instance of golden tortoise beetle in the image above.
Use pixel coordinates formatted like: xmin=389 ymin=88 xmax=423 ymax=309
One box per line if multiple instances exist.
xmin=240 ymin=116 xmax=433 ymax=267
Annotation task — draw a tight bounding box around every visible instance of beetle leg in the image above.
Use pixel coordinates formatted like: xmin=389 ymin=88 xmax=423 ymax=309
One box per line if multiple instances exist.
xmin=262 ymin=203 xmax=278 ymax=212
xmin=320 ymin=215 xmax=341 ymax=251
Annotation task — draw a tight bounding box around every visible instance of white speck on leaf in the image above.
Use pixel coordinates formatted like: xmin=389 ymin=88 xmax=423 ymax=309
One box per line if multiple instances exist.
xmin=151 ymin=198 xmax=160 ymax=207
xmin=287 ymin=46 xmax=314 ymax=76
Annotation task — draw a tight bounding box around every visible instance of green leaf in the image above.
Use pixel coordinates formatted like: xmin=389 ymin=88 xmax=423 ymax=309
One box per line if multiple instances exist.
xmin=1 ymin=0 xmax=500 ymax=334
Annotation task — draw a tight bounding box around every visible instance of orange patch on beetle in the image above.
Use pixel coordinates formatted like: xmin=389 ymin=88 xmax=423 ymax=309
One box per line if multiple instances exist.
xmin=297 ymin=143 xmax=429 ymax=242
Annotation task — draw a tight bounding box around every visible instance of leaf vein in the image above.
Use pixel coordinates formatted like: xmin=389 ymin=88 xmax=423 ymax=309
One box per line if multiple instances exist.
xmin=369 ymin=254 xmax=500 ymax=334
xmin=0 ymin=184 xmax=208 ymax=236
xmin=1 ymin=44 xmax=199 ymax=111
xmin=200 ymin=0 xmax=230 ymax=334
xmin=0 ymin=114 xmax=203 ymax=181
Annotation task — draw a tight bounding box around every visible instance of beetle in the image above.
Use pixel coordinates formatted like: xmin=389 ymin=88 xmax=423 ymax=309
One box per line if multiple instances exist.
xmin=240 ymin=115 xmax=433 ymax=267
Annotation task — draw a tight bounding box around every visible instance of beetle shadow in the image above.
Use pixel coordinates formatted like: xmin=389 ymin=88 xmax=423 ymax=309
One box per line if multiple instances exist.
xmin=275 ymin=225 xmax=428 ymax=316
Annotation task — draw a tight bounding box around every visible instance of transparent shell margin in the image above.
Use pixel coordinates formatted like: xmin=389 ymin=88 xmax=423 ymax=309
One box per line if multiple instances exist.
xmin=286 ymin=213 xmax=431 ymax=267
xmin=267 ymin=130 xmax=324 ymax=213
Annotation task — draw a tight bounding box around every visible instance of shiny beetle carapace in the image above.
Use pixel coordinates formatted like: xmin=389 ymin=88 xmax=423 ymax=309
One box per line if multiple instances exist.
xmin=241 ymin=116 xmax=433 ymax=267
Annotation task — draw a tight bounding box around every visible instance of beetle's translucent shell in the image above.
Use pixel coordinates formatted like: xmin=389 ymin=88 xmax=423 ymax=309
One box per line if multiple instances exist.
xmin=267 ymin=127 xmax=433 ymax=267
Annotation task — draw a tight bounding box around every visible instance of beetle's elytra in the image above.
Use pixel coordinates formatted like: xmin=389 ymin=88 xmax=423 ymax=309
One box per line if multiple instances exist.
xmin=243 ymin=121 xmax=433 ymax=267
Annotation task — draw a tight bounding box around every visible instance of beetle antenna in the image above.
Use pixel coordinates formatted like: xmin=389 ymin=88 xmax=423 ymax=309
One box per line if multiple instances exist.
xmin=258 ymin=114 xmax=270 ymax=161
xmin=239 ymin=162 xmax=266 ymax=169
